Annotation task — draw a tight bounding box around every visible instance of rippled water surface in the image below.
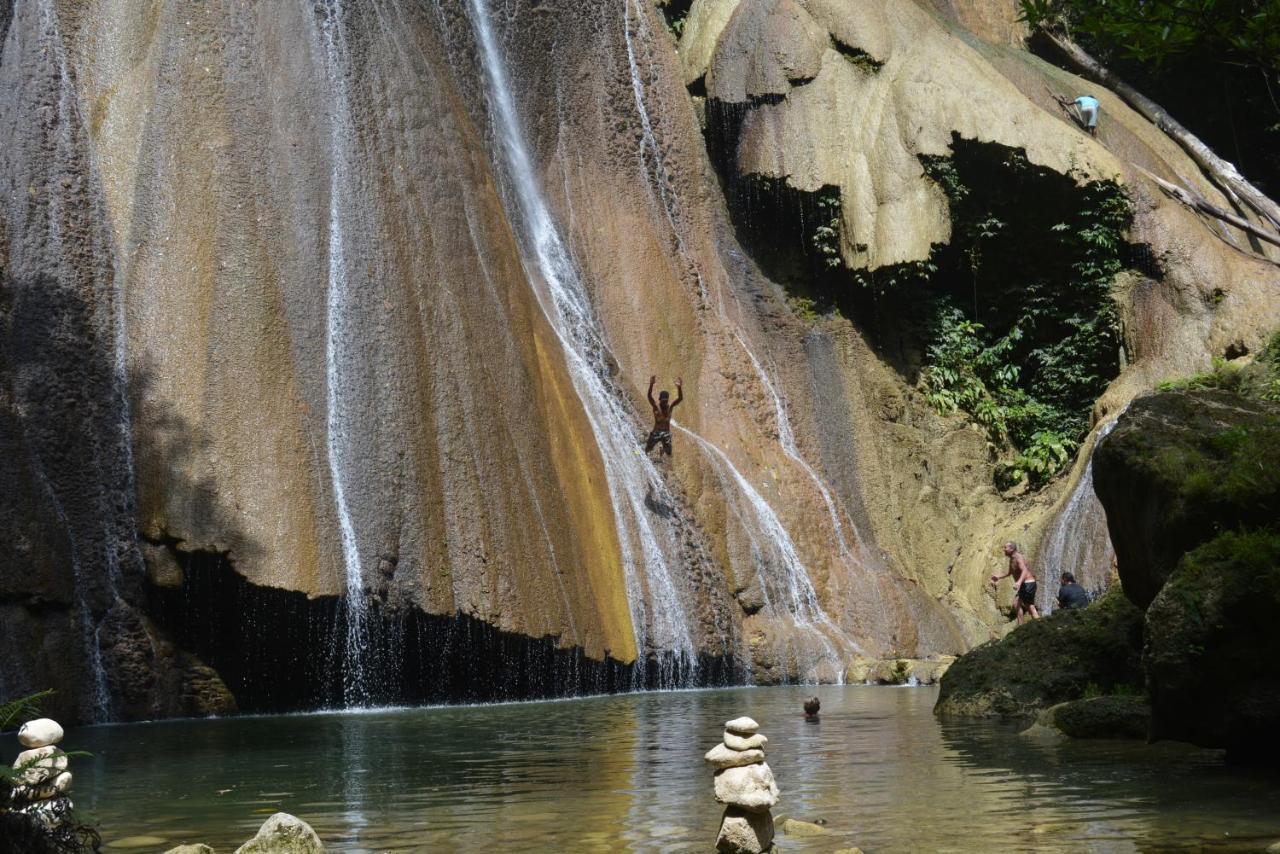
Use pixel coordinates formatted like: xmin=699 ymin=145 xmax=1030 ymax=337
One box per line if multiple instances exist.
xmin=68 ymin=686 xmax=1280 ymax=852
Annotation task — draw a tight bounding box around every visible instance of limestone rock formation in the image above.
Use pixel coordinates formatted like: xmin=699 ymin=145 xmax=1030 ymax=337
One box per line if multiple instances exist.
xmin=163 ymin=846 xmax=217 ymax=854
xmin=2 ymin=0 xmax=1278 ymax=720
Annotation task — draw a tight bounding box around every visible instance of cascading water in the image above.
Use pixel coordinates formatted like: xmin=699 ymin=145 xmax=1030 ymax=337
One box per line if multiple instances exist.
xmin=620 ymin=0 xmax=870 ymax=672
xmin=311 ymin=0 xmax=371 ymax=706
xmin=1037 ymin=417 xmax=1121 ymax=612
xmin=679 ymin=426 xmax=859 ymax=679
xmin=464 ymin=0 xmax=698 ymax=686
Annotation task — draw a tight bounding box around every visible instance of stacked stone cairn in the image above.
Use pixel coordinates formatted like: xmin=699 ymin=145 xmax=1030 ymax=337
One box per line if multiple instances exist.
xmin=705 ymin=716 xmax=779 ymax=853
xmin=8 ymin=718 xmax=74 ymax=827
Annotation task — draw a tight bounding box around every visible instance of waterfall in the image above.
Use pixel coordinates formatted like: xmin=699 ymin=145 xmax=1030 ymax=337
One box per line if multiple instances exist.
xmin=464 ymin=0 xmax=697 ymax=686
xmin=311 ymin=0 xmax=371 ymax=706
xmin=679 ymin=426 xmax=860 ymax=678
xmin=620 ymin=0 xmax=869 ymax=670
xmin=1037 ymin=417 xmax=1121 ymax=612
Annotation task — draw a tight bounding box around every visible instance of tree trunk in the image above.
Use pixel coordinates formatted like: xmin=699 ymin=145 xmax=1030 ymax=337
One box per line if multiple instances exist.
xmin=1136 ymin=167 xmax=1280 ymax=252
xmin=1041 ymin=30 xmax=1280 ymax=234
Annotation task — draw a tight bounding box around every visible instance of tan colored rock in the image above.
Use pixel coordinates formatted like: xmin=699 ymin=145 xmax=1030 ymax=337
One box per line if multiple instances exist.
xmin=724 ymin=730 xmax=769 ymax=751
xmin=716 ymin=805 xmax=775 ymax=854
xmin=725 ymin=716 xmax=760 ymax=735
xmin=706 ymin=0 xmax=829 ymax=102
xmin=779 ymin=816 xmax=829 ymax=836
xmin=163 ymin=846 xmax=218 ymax=854
xmin=18 ymin=719 xmax=63 ymax=748
xmin=714 ymin=762 xmax=780 ymax=812
xmin=235 ymin=813 xmax=323 ymax=854
xmin=705 ymin=743 xmax=766 ymax=769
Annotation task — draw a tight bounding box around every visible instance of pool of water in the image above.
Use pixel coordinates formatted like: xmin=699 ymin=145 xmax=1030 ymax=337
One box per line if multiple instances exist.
xmin=64 ymin=686 xmax=1280 ymax=852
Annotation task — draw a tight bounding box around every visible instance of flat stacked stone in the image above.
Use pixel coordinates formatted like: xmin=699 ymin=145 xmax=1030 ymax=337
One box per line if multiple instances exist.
xmin=704 ymin=716 xmax=778 ymax=853
xmin=10 ymin=718 xmax=74 ymax=828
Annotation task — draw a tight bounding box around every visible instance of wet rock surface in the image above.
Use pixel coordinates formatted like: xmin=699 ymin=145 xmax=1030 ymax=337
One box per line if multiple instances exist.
xmin=234 ymin=813 xmax=324 ymax=854
xmin=934 ymin=588 xmax=1144 ymax=717
xmin=1094 ymin=389 xmax=1280 ymax=609
xmin=1031 ymin=696 xmax=1151 ymax=740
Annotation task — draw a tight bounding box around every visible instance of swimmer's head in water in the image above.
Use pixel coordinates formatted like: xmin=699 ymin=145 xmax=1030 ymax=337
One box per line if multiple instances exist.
xmin=659 ymin=390 xmax=670 ymax=402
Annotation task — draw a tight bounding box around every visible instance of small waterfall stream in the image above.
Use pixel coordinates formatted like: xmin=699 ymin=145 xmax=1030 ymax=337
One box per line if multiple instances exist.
xmin=311 ymin=0 xmax=371 ymax=705
xmin=1037 ymin=417 xmax=1120 ymax=612
xmin=465 ymin=0 xmax=697 ymax=686
xmin=620 ymin=0 xmax=869 ymax=671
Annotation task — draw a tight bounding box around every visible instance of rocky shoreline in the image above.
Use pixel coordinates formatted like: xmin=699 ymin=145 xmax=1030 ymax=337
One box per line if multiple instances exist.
xmin=936 ymin=368 xmax=1280 ymax=762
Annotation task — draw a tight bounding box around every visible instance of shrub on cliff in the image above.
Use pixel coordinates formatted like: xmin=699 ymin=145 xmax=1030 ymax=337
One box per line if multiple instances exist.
xmin=934 ymin=588 xmax=1144 ymax=717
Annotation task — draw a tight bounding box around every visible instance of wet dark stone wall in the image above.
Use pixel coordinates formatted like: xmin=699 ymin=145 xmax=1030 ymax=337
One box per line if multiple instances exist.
xmin=147 ymin=554 xmax=741 ymax=714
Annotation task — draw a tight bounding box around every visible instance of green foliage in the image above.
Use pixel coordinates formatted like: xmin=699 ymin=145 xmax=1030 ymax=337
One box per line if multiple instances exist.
xmin=915 ymin=145 xmax=1132 ymax=488
xmin=1018 ymin=0 xmax=1280 ymax=80
xmin=659 ymin=0 xmax=693 ymax=39
xmin=1157 ymin=327 xmax=1280 ymax=402
xmin=0 ymin=690 xmax=53 ymax=732
xmin=786 ymin=294 xmax=822 ymax=321
xmin=888 ymin=659 xmax=911 ymax=685
xmin=811 ymin=187 xmax=844 ymax=269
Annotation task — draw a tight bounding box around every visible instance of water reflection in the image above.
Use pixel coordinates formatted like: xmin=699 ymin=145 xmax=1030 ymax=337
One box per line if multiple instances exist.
xmin=67 ymin=687 xmax=1280 ymax=852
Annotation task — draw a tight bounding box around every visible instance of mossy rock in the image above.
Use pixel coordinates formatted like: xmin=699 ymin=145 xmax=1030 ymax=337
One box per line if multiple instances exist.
xmin=1144 ymin=528 xmax=1280 ymax=761
xmin=934 ymin=588 xmax=1144 ymax=718
xmin=1034 ymin=695 xmax=1150 ymax=740
xmin=1093 ymin=389 xmax=1280 ymax=609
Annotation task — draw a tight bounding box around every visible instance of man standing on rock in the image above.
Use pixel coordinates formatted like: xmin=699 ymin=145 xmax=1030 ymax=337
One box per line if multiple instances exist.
xmin=644 ymin=374 xmax=683 ymax=458
xmin=990 ymin=542 xmax=1040 ymax=624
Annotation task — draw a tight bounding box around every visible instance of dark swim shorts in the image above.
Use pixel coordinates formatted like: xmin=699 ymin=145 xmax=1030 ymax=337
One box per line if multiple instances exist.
xmin=1018 ymin=581 xmax=1038 ymax=605
xmin=645 ymin=430 xmax=672 ymax=455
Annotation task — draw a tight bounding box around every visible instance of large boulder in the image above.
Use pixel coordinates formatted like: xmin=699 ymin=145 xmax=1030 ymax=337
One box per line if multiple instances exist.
xmin=1143 ymin=529 xmax=1280 ymax=761
xmin=1093 ymin=389 xmax=1280 ymax=609
xmin=234 ymin=813 xmax=323 ymax=854
xmin=934 ymin=588 xmax=1144 ymax=717
xmin=1030 ymin=696 xmax=1151 ymax=740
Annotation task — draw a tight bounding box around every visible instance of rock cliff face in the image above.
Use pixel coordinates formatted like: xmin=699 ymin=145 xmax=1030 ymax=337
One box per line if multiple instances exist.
xmin=2 ymin=0 xmax=1278 ymax=721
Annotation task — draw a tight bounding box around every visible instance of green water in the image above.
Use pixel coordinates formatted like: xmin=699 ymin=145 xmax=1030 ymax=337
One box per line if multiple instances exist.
xmin=65 ymin=686 xmax=1279 ymax=852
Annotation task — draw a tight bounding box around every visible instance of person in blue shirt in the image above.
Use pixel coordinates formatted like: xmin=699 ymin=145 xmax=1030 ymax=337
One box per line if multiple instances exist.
xmin=1073 ymin=95 xmax=1101 ymax=137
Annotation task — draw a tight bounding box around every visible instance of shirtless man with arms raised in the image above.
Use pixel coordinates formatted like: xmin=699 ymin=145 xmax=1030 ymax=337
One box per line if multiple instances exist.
xmin=989 ymin=541 xmax=1040 ymax=624
xmin=644 ymin=375 xmax=682 ymax=458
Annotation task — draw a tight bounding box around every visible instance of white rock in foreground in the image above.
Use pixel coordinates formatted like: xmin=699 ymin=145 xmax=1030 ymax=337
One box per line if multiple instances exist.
xmin=704 ymin=743 xmax=765 ymax=769
xmin=723 ymin=730 xmax=768 ymax=751
xmin=724 ymin=716 xmax=759 ymax=735
xmin=235 ymin=812 xmax=324 ymax=854
xmin=716 ymin=806 xmax=775 ymax=853
xmin=714 ymin=762 xmax=779 ymax=813
xmin=13 ymin=746 xmax=68 ymax=785
xmin=18 ymin=719 xmax=63 ymax=748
